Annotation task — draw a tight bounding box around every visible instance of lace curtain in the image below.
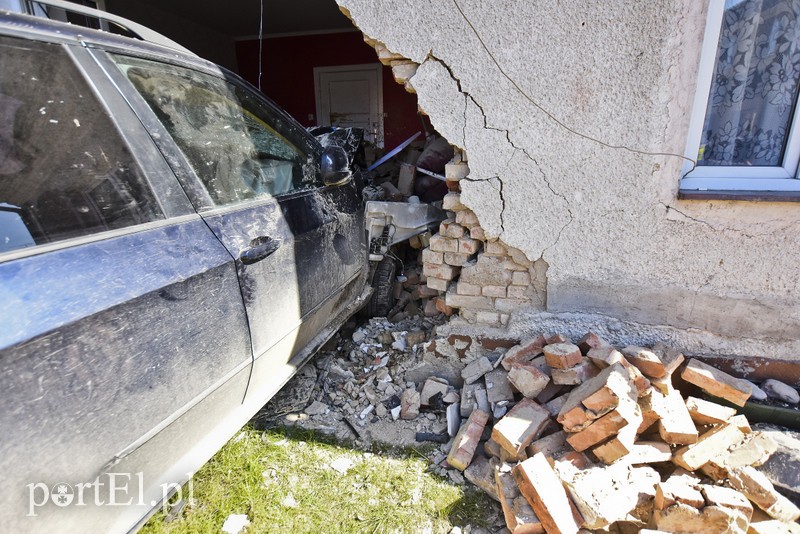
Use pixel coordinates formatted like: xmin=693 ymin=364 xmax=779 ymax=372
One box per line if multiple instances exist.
xmin=699 ymin=0 xmax=800 ymax=167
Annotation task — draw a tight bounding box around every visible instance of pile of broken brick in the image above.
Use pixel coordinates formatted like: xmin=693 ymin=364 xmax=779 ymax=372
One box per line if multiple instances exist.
xmin=441 ymin=332 xmax=800 ymax=533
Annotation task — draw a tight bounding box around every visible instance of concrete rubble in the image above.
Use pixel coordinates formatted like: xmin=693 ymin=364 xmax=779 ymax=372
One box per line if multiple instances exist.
xmin=250 ymin=139 xmax=800 ymax=529
xmin=253 ymin=312 xmax=800 ymax=533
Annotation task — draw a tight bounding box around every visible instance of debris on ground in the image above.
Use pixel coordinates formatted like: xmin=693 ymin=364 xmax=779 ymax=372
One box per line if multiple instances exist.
xmin=249 ymin=154 xmax=800 ymax=533
xmin=254 ymin=323 xmax=800 ymax=533
xmin=221 ymin=513 xmax=250 ymax=534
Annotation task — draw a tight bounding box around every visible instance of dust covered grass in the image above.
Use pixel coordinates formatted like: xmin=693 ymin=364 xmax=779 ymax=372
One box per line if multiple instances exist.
xmin=141 ymin=426 xmax=494 ymax=534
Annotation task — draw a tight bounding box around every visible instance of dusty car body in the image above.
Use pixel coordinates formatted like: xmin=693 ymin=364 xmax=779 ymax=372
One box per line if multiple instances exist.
xmin=0 ymin=4 xmax=444 ymax=532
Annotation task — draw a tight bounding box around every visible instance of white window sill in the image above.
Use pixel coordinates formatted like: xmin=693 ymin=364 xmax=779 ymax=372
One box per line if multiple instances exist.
xmin=678 ymin=189 xmax=800 ymax=202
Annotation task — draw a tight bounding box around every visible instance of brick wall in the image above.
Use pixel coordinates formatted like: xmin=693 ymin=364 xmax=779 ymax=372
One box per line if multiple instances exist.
xmin=422 ymin=150 xmax=548 ymax=327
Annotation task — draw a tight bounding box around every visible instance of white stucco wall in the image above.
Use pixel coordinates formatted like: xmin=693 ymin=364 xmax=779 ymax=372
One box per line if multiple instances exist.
xmin=338 ymin=0 xmax=800 ymax=359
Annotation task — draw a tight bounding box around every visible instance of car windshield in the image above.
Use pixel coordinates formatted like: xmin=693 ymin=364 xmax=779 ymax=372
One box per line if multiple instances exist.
xmin=111 ymin=54 xmax=317 ymax=207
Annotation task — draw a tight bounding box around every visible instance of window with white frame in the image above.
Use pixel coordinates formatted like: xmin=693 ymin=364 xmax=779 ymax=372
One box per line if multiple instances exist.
xmin=681 ymin=0 xmax=800 ymax=193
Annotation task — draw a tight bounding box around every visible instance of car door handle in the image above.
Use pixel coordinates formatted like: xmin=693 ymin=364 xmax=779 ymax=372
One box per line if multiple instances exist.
xmin=240 ymin=236 xmax=281 ymax=265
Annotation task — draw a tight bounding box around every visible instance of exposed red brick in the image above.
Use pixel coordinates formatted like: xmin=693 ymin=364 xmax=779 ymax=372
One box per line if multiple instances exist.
xmin=447 ymin=409 xmax=490 ymax=471
xmin=543 ymin=343 xmax=583 ymax=369
xmin=513 ymin=453 xmax=582 ymax=534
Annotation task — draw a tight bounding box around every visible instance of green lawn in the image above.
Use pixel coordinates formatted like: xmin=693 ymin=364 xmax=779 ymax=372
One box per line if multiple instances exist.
xmin=141 ymin=426 xmax=495 ymax=534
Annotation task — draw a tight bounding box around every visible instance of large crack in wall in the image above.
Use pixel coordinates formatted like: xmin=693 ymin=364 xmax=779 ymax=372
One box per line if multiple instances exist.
xmin=339 ymin=0 xmax=800 ymax=360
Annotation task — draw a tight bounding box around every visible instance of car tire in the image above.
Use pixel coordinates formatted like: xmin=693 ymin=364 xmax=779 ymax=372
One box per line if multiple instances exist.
xmin=364 ymin=257 xmax=397 ymax=317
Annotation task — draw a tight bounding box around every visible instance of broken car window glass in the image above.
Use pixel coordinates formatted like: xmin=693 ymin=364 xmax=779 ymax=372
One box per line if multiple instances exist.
xmin=111 ymin=55 xmax=316 ymax=207
xmin=0 ymin=36 xmax=163 ymax=255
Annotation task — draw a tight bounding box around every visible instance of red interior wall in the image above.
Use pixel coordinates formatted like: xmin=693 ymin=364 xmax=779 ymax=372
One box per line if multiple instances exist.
xmin=235 ymin=31 xmax=422 ymax=149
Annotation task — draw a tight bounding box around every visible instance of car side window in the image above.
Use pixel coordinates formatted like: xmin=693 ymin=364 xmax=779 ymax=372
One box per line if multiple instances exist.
xmin=0 ymin=36 xmax=164 ymax=255
xmin=111 ymin=55 xmax=318 ymax=208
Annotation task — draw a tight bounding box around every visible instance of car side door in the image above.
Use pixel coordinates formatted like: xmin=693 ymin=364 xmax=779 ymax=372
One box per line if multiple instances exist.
xmin=105 ymin=54 xmax=366 ymax=405
xmin=0 ymin=36 xmax=252 ymax=532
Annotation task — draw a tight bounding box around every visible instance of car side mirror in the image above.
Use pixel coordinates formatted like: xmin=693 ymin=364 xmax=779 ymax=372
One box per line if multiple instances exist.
xmin=320 ymin=146 xmax=353 ymax=186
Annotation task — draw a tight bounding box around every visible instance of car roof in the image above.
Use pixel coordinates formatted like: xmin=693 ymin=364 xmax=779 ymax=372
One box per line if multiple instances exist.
xmin=0 ymin=9 xmax=215 ymax=72
xmin=0 ymin=8 xmax=325 ymax=153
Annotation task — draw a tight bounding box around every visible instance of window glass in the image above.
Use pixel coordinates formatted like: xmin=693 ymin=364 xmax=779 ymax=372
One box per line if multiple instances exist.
xmin=111 ymin=55 xmax=317 ymax=207
xmin=698 ymin=0 xmax=800 ymax=167
xmin=0 ymin=36 xmax=164 ymax=255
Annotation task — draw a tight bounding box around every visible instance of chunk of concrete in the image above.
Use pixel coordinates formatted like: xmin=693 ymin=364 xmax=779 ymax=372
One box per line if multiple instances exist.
xmin=420 ymin=376 xmax=449 ymax=407
xmin=461 ymin=356 xmax=493 ymax=384
xmin=753 ymin=424 xmax=800 ymax=505
xmin=485 ymin=368 xmax=515 ymax=403
xmin=762 ymin=379 xmax=799 ymax=405
xmin=400 ymin=388 xmax=420 ymax=420
xmin=464 ymin=455 xmax=500 ymax=502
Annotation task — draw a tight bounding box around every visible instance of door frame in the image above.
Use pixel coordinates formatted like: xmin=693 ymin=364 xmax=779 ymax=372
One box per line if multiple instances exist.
xmin=313 ymin=63 xmax=384 ymax=147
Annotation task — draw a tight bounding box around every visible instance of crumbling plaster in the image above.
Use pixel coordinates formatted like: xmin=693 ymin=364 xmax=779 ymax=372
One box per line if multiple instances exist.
xmin=338 ymin=0 xmax=800 ymax=358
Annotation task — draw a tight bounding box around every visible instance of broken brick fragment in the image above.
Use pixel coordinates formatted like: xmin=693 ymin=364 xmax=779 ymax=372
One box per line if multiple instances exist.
xmin=526 ymin=430 xmax=567 ymax=459
xmin=513 ymin=453 xmax=582 ymax=534
xmin=577 ymin=331 xmax=608 ymax=355
xmin=546 ymin=333 xmax=570 ymax=344
xmin=543 ymin=343 xmax=583 ymax=369
xmin=556 ymin=363 xmax=635 ymax=432
xmin=419 ymin=377 xmax=449 ymax=407
xmin=565 ymin=396 xmax=639 ymax=452
xmin=650 ymin=384 xmax=699 ymax=445
xmin=586 ymin=345 xmax=624 ymax=368
xmin=446 ymin=409 xmax=490 ymax=471
xmin=495 ymin=462 xmax=545 ymax=534
xmin=507 ymin=362 xmax=550 ymax=399
xmin=464 ymin=455 xmax=500 ymax=502
xmin=680 ymin=358 xmax=752 ymax=407
xmin=700 ymin=484 xmax=753 ymax=521
xmin=685 ymin=396 xmax=737 ymax=425
xmin=500 ymin=336 xmax=547 ymax=370
xmin=724 ymin=431 xmax=778 ymax=469
xmin=673 ymin=422 xmax=745 ymax=471
xmin=429 ymin=233 xmax=459 ymax=253
xmin=622 ymin=346 xmax=667 ymax=379
xmin=727 ymin=466 xmax=800 ymax=522
xmin=551 ymin=357 xmax=600 ymax=385
xmin=591 ymin=418 xmax=641 ymax=464
xmin=434 ymin=296 xmax=453 ymax=316
xmin=439 ymin=219 xmax=465 ymax=239
xmin=492 ymin=398 xmax=551 ymax=456
xmin=485 ymin=368 xmax=515 ymax=404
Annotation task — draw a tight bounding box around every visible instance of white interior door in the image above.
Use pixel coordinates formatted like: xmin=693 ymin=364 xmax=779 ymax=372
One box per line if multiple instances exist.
xmin=314 ymin=64 xmax=383 ymax=147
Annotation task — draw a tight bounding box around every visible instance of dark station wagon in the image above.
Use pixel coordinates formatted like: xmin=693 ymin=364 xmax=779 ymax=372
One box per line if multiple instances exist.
xmin=0 ymin=2 xmax=445 ymax=531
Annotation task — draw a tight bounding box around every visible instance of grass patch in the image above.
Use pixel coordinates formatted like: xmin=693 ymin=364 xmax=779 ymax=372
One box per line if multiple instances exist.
xmin=141 ymin=426 xmax=494 ymax=534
